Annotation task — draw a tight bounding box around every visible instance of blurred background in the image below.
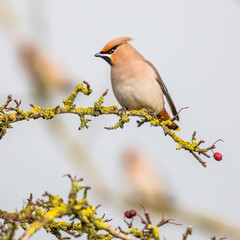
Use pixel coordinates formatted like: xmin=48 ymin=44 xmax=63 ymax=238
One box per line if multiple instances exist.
xmin=0 ymin=0 xmax=240 ymax=239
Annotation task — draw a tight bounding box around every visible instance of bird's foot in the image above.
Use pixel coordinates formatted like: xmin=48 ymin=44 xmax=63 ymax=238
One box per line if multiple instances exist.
xmin=118 ymin=107 xmax=128 ymax=116
xmin=147 ymin=109 xmax=158 ymax=120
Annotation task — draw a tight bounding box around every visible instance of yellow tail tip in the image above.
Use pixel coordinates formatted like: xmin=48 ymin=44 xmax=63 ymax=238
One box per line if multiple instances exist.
xmin=174 ymin=127 xmax=181 ymax=131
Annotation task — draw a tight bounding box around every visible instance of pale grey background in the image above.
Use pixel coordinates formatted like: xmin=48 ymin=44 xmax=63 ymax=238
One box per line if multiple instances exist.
xmin=0 ymin=0 xmax=240 ymax=239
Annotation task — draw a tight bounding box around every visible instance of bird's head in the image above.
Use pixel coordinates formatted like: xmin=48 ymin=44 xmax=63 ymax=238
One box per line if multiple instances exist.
xmin=95 ymin=37 xmax=138 ymax=65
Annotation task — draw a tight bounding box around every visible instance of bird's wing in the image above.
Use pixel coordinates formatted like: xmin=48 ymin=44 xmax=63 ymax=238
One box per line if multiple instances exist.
xmin=143 ymin=59 xmax=179 ymax=121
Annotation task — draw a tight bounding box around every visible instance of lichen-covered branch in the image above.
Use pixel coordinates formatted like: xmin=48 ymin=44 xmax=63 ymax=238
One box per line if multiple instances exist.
xmin=0 ymin=81 xmax=222 ymax=167
xmin=0 ymin=175 xmax=226 ymax=240
xmin=0 ymin=175 xmax=187 ymax=240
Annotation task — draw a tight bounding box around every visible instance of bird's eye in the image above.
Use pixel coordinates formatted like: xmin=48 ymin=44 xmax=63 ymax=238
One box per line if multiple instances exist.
xmin=109 ymin=49 xmax=116 ymax=54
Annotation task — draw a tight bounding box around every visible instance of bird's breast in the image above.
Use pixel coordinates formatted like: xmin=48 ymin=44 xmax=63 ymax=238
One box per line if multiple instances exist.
xmin=110 ymin=63 xmax=164 ymax=114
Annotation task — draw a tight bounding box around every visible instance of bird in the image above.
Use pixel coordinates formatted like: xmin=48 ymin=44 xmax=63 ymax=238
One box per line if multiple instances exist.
xmin=95 ymin=37 xmax=179 ymax=130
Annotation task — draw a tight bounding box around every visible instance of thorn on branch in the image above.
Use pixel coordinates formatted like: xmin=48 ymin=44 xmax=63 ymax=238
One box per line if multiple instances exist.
xmin=140 ymin=205 xmax=152 ymax=225
xmin=192 ymin=131 xmax=197 ymax=141
xmin=6 ymin=95 xmax=13 ymax=107
xmin=63 ymin=174 xmax=83 ymax=183
xmin=27 ymin=193 xmax=33 ymax=205
xmin=104 ymin=126 xmax=113 ymax=130
xmin=196 ymin=140 xmax=205 ymax=148
xmin=95 ymin=204 xmax=101 ymax=210
xmin=94 ymin=89 xmax=109 ymax=112
xmin=36 ymin=198 xmax=46 ymax=207
xmin=7 ymin=94 xmax=12 ymax=102
xmin=171 ymin=106 xmax=189 ymax=122
xmin=190 ymin=151 xmax=207 ymax=168
xmin=14 ymin=99 xmax=22 ymax=108
xmin=124 ymin=217 xmax=134 ymax=228
xmin=104 ymin=218 xmax=113 ymax=223
xmin=117 ymin=226 xmax=126 ymax=234
xmin=201 ymin=151 xmax=211 ymax=158
xmin=63 ymin=82 xmax=92 ymax=107
xmin=102 ymin=89 xmax=109 ymax=97
xmin=136 ymin=119 xmax=146 ymax=127
xmin=83 ymin=80 xmax=92 ymax=95
xmin=63 ymin=174 xmax=74 ymax=182
xmin=43 ymin=191 xmax=50 ymax=197
xmin=0 ymin=95 xmax=12 ymax=113
xmin=83 ymin=186 xmax=91 ymax=197
xmin=157 ymin=213 xmax=181 ymax=227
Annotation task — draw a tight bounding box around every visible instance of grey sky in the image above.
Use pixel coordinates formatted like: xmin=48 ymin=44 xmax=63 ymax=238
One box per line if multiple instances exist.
xmin=0 ymin=0 xmax=240 ymax=239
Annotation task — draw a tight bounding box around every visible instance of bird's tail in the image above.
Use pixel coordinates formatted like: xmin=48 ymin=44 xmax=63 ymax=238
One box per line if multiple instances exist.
xmin=157 ymin=108 xmax=180 ymax=131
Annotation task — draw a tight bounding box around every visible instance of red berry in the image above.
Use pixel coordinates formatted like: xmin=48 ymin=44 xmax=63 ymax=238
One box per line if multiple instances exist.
xmin=213 ymin=152 xmax=222 ymax=161
xmin=124 ymin=211 xmax=132 ymax=218
xmin=130 ymin=209 xmax=137 ymax=217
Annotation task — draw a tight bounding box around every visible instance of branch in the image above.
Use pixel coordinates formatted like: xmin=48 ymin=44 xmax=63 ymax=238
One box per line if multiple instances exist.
xmin=0 ymin=175 xmax=228 ymax=240
xmin=0 ymin=82 xmax=223 ymax=167
xmin=0 ymin=175 xmax=179 ymax=240
xmin=182 ymin=226 xmax=192 ymax=240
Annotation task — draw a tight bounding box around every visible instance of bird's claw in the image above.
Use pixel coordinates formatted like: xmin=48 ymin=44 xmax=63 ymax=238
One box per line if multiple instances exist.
xmin=147 ymin=109 xmax=157 ymax=120
xmin=118 ymin=107 xmax=127 ymax=116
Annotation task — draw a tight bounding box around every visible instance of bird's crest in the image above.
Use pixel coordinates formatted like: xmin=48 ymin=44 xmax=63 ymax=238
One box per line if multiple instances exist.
xmin=101 ymin=37 xmax=133 ymax=53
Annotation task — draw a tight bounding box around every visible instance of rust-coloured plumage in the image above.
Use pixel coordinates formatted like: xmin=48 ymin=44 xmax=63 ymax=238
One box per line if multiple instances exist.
xmin=101 ymin=37 xmax=132 ymax=53
xmin=157 ymin=108 xmax=179 ymax=130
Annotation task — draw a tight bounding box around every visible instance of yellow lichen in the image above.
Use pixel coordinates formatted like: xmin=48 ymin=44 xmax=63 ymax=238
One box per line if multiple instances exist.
xmin=0 ymin=82 xmax=213 ymax=167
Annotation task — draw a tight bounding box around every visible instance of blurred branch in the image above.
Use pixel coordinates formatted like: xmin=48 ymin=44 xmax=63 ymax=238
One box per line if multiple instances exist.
xmin=182 ymin=226 xmax=192 ymax=240
xmin=0 ymin=81 xmax=222 ymax=167
xmin=122 ymin=149 xmax=239 ymax=239
xmin=18 ymin=42 xmax=73 ymax=99
xmin=18 ymin=41 xmax=113 ymax=203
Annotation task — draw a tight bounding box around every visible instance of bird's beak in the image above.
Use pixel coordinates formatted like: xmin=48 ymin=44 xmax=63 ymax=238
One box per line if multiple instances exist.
xmin=94 ymin=52 xmax=102 ymax=57
xmin=94 ymin=52 xmax=112 ymax=65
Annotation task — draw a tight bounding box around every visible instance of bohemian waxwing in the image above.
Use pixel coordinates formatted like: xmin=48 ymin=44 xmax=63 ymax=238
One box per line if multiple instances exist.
xmin=95 ymin=37 xmax=179 ymax=130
